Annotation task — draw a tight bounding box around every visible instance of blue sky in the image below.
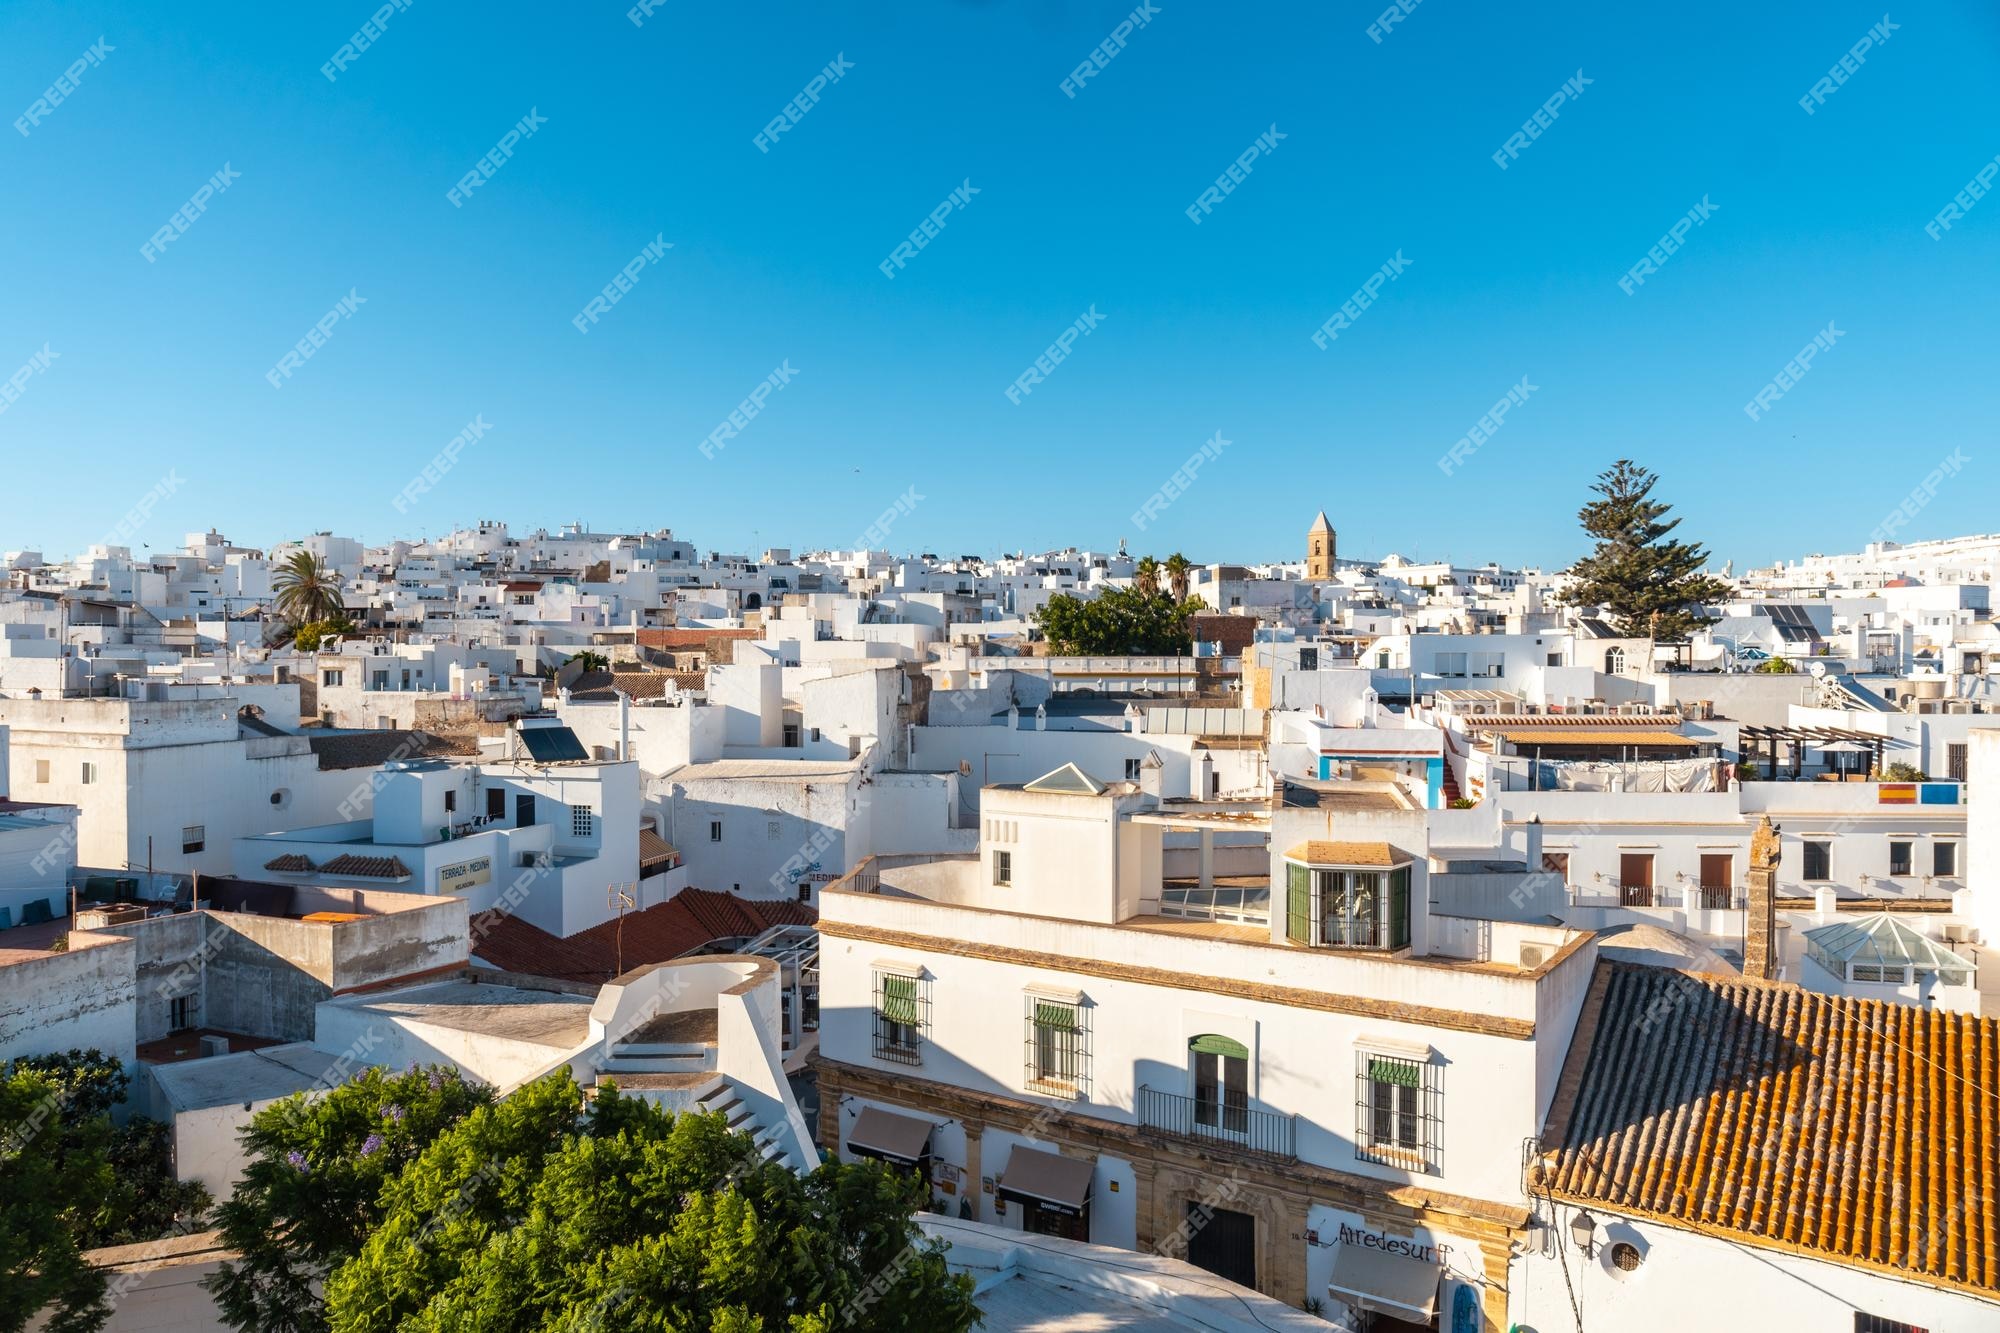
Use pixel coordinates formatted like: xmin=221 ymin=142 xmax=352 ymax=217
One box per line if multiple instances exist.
xmin=2 ymin=1 xmax=1995 ymax=570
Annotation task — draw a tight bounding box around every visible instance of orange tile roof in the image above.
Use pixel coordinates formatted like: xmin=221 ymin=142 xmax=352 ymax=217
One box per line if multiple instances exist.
xmin=1282 ymin=840 xmax=1401 ymax=866
xmin=1493 ymin=729 xmax=1701 ymax=747
xmin=1543 ymin=963 xmax=2000 ymax=1298
xmin=469 ymin=888 xmax=814 ymax=984
xmin=317 ymin=854 xmax=412 ymax=880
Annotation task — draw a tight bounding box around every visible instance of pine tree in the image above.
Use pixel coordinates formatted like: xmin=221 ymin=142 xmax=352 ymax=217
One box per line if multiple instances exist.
xmin=1561 ymin=460 xmax=1730 ymax=641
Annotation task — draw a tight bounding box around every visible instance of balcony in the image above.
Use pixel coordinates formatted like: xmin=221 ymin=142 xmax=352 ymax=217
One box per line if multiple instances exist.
xmin=1136 ymin=1086 xmax=1296 ymax=1161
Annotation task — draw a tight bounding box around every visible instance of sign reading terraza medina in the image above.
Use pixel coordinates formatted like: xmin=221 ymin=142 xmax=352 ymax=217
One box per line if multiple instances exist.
xmin=437 ymin=855 xmax=492 ymax=893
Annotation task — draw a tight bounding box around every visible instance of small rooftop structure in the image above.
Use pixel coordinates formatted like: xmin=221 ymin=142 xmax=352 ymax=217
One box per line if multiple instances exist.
xmin=1803 ymin=914 xmax=1976 ymax=986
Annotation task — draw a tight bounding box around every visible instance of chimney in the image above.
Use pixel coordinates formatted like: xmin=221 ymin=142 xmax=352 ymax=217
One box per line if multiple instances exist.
xmin=1745 ymin=815 xmax=1780 ymax=980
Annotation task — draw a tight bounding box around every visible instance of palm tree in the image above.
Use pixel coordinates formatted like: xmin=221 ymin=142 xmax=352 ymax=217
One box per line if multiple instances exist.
xmin=1163 ymin=552 xmax=1192 ymax=603
xmin=272 ymin=550 xmax=343 ymax=625
xmin=1134 ymin=555 xmax=1160 ymax=599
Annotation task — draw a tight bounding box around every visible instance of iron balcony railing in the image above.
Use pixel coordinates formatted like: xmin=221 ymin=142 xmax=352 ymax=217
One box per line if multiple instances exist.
xmin=1137 ymin=1086 xmax=1296 ymax=1160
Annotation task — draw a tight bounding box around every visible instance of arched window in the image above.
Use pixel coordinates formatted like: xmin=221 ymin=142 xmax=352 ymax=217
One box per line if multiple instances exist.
xmin=1189 ymin=1035 xmax=1249 ymax=1133
xmin=1605 ymin=646 xmax=1626 ymax=674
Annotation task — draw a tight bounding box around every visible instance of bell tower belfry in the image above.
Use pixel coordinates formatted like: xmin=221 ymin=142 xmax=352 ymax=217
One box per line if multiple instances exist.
xmin=1307 ymin=511 xmax=1335 ymax=579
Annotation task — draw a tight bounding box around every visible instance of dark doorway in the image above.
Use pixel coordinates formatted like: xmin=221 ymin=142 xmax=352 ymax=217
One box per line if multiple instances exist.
xmin=515 ymin=794 xmax=536 ymax=828
xmin=486 ymin=787 xmax=506 ymax=820
xmin=1185 ymin=1202 xmax=1256 ymax=1291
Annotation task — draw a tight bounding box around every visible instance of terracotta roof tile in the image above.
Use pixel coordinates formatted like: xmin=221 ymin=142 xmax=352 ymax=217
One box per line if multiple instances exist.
xmin=468 ymin=888 xmax=815 ymax=984
xmin=262 ymin=854 xmax=314 ymax=874
xmin=1543 ymin=962 xmax=2000 ymax=1298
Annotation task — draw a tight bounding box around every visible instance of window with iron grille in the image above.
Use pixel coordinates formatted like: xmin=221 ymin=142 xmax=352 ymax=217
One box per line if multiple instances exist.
xmin=871 ymin=970 xmax=927 ymax=1065
xmin=1855 ymin=1315 xmax=1928 ymax=1333
xmin=1025 ymin=995 xmax=1090 ymax=1098
xmin=571 ymin=805 xmax=596 ymax=839
xmin=1355 ymin=1051 xmax=1441 ymax=1172
xmin=182 ymin=825 xmax=205 ymax=854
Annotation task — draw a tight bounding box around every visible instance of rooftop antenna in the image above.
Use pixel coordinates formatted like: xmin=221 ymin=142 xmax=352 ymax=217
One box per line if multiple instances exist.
xmin=607 ymin=882 xmax=637 ymax=975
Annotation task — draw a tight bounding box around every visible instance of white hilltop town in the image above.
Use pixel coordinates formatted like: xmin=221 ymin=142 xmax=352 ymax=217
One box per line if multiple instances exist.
xmin=2 ymin=511 xmax=1998 ymax=1332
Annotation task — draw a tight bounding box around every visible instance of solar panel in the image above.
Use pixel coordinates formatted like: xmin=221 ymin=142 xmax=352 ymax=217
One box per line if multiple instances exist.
xmin=519 ymin=726 xmax=589 ymax=763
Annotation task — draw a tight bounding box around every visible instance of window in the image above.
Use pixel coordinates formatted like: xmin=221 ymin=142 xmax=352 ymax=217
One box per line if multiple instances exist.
xmin=1288 ymin=864 xmax=1410 ymax=950
xmin=1935 ymin=841 xmax=1958 ymax=878
xmin=783 ymin=724 xmax=801 ymax=748
xmin=1540 ymin=852 xmax=1570 ymax=886
xmin=1025 ymin=996 xmax=1088 ymax=1096
xmin=871 ymin=970 xmax=926 ymax=1064
xmin=34 ymin=760 xmax=49 ymax=784
xmin=1356 ymin=1052 xmax=1440 ymax=1172
xmin=1124 ymin=758 xmax=1143 ymax=780
xmin=709 ymin=820 xmax=722 ymax=842
xmin=1854 ymin=1316 xmax=1928 ymax=1333
xmin=1699 ymin=853 xmax=1734 ymax=909
xmin=810 ymin=727 xmax=821 ymax=742
xmin=1889 ymin=841 xmax=1912 ymax=877
xmin=169 ymin=995 xmax=194 ymax=1033
xmin=993 ymin=850 xmax=1012 ymax=887
xmin=1298 ymin=647 xmax=1318 ymax=671
xmin=1802 ymin=840 xmax=1831 ymax=881
xmin=322 ymin=669 xmax=344 ymax=687
xmin=767 ymin=820 xmax=781 ymax=840
xmin=181 ymin=825 xmax=205 ymax=854
xmin=1190 ymin=1035 xmax=1249 ymax=1134
xmin=1619 ymin=853 xmax=1654 ymax=906
xmin=1947 ymin=742 xmax=1967 ymax=783
xmin=444 ymin=790 xmax=457 ymax=814
xmin=80 ymin=762 xmax=97 ymax=785
xmin=571 ymin=805 xmax=596 ymax=838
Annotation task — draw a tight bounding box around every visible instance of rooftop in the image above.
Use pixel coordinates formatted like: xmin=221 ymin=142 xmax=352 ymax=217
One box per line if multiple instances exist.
xmin=335 ymin=978 xmax=593 ymax=1047
xmin=1542 ymin=962 xmax=2000 ymax=1299
xmin=470 ymin=886 xmax=815 ymax=983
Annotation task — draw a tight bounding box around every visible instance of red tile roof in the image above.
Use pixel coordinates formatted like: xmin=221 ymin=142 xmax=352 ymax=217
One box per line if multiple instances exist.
xmin=1542 ymin=962 xmax=2000 ymax=1298
xmin=637 ymin=628 xmax=760 ymax=650
xmin=468 ymin=887 xmax=815 ymax=983
xmin=262 ymin=853 xmax=314 ymax=874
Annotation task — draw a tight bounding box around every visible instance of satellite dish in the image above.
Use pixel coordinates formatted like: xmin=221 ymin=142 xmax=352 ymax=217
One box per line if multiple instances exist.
xmin=1808 ymin=661 xmax=1827 ymax=678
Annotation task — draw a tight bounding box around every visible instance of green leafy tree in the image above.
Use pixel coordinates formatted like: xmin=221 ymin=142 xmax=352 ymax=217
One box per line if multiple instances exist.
xmin=220 ymin=1067 xmax=975 ymax=1333
xmin=1560 ymin=460 xmax=1730 ymax=641
xmin=566 ymin=650 xmax=610 ymax=674
xmin=290 ymin=617 xmax=357 ymax=653
xmin=1 ymin=1063 xmax=114 ymax=1333
xmin=1035 ymin=586 xmax=1207 ymax=656
xmin=1754 ymin=656 xmax=1793 ymax=674
xmin=206 ymin=1065 xmax=493 ymax=1333
xmin=273 ymin=552 xmax=345 ymax=626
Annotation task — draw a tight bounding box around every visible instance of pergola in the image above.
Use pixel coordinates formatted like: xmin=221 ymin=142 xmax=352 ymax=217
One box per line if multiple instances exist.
xmin=1738 ymin=725 xmax=1889 ymax=781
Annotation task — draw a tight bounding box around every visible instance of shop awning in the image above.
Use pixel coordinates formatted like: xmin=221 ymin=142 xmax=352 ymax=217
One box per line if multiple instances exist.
xmin=1327 ymin=1239 xmax=1440 ymax=1321
xmin=846 ymin=1106 xmax=934 ymax=1167
xmin=995 ymin=1145 xmax=1094 ymax=1217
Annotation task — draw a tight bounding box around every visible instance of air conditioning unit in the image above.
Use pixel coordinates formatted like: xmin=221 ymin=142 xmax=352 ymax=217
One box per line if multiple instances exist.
xmin=1940 ymin=924 xmax=1972 ymax=943
xmin=1519 ymin=944 xmax=1550 ymax=969
xmin=200 ymin=1035 xmax=231 ymax=1058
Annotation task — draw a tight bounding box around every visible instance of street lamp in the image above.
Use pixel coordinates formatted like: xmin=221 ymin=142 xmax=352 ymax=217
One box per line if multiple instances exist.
xmin=1570 ymin=1209 xmax=1598 ymax=1258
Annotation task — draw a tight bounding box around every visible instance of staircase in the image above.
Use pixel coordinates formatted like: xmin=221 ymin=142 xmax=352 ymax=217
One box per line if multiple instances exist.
xmin=1437 ymin=734 xmax=1465 ymax=804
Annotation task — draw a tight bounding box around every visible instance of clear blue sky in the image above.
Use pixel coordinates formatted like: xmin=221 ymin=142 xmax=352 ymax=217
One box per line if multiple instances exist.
xmin=3 ymin=2 xmax=1995 ymax=570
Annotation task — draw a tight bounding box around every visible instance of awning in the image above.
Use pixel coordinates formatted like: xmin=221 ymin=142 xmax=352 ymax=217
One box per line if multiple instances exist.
xmin=846 ymin=1106 xmax=933 ymax=1167
xmin=1327 ymin=1238 xmax=1440 ymax=1321
xmin=995 ymin=1145 xmax=1094 ymax=1217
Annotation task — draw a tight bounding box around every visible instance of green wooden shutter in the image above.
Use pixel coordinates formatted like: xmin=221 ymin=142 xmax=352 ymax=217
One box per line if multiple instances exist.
xmin=1368 ymin=1057 xmax=1421 ymax=1088
xmin=1034 ymin=1001 xmax=1076 ymax=1030
xmin=880 ymin=974 xmax=919 ymax=1025
xmin=1286 ymin=862 xmax=1310 ymax=943
xmin=1189 ymin=1034 xmax=1249 ymax=1060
